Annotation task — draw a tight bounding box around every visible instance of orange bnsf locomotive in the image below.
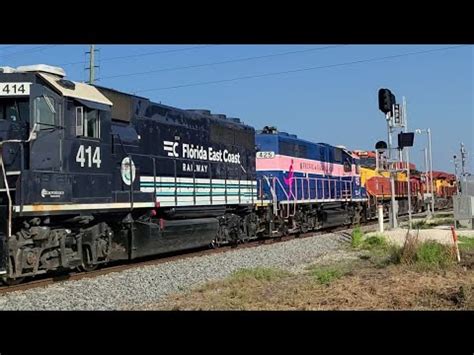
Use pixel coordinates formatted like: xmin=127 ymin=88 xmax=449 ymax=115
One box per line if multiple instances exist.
xmin=353 ymin=150 xmax=456 ymax=218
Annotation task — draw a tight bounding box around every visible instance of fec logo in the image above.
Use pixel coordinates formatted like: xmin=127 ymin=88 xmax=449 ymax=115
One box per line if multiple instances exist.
xmin=121 ymin=157 xmax=136 ymax=186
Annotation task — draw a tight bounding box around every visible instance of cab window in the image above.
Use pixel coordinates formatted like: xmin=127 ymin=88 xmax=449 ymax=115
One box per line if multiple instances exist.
xmin=1 ymin=99 xmax=28 ymax=122
xmin=344 ymin=159 xmax=352 ymax=173
xmin=34 ymin=96 xmax=56 ymax=128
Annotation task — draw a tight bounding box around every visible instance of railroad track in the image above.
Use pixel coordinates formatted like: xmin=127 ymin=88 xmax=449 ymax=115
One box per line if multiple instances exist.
xmin=0 ymin=210 xmax=448 ymax=295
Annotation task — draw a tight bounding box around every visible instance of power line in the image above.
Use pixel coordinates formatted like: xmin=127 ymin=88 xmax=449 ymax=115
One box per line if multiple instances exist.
xmin=135 ymin=45 xmax=469 ymax=93
xmin=0 ymin=45 xmax=58 ymax=58
xmin=100 ymin=45 xmax=345 ymax=80
xmin=58 ymin=45 xmax=217 ymax=66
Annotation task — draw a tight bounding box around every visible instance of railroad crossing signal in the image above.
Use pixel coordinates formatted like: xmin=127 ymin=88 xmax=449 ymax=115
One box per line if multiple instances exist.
xmin=393 ymin=104 xmax=402 ymax=126
xmin=378 ymin=88 xmax=396 ymax=115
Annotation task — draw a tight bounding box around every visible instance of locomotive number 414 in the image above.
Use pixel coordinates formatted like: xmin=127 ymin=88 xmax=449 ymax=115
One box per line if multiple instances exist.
xmin=0 ymin=82 xmax=31 ymax=96
xmin=76 ymin=145 xmax=102 ymax=168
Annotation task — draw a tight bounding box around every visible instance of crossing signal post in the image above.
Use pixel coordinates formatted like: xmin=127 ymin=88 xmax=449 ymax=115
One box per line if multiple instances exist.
xmin=377 ymin=89 xmax=415 ymax=229
xmin=378 ymin=88 xmax=398 ymax=228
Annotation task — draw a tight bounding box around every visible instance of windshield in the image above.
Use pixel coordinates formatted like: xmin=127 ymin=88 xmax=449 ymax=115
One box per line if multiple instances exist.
xmin=0 ymin=98 xmax=29 ymax=123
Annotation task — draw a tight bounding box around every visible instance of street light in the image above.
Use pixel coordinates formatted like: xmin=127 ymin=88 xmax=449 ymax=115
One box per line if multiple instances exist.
xmin=415 ymin=128 xmax=434 ymax=215
xmin=452 ymin=154 xmax=460 ymax=193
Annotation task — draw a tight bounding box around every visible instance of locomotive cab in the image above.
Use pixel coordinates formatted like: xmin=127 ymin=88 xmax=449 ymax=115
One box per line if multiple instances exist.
xmin=0 ymin=65 xmax=117 ymax=279
xmin=0 ymin=65 xmax=116 ymax=210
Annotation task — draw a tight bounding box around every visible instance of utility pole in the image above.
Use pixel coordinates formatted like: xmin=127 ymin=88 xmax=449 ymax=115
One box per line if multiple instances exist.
xmin=86 ymin=45 xmax=99 ymax=84
xmin=460 ymin=142 xmax=467 ymax=177
xmin=416 ymin=128 xmax=434 ymax=216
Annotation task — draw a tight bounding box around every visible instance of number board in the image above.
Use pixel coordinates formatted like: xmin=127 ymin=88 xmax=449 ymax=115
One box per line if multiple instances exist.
xmin=256 ymin=151 xmax=276 ymax=159
xmin=0 ymin=82 xmax=31 ymax=96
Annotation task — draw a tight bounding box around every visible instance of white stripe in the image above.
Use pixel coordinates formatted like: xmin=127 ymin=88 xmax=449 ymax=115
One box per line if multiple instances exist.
xmin=0 ymin=270 xmax=6 ymax=275
xmin=6 ymin=171 xmax=21 ymax=176
xmin=140 ymin=187 xmax=256 ymax=194
xmin=279 ymin=198 xmax=368 ymax=204
xmin=14 ymin=202 xmax=155 ymax=213
xmin=139 ymin=176 xmax=257 ymax=185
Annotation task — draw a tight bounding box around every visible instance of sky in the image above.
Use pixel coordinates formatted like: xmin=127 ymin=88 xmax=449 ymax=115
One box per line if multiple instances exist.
xmin=1 ymin=44 xmax=472 ymax=173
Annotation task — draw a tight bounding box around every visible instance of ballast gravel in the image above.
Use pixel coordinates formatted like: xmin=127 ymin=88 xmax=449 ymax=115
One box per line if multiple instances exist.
xmin=0 ymin=232 xmax=353 ymax=310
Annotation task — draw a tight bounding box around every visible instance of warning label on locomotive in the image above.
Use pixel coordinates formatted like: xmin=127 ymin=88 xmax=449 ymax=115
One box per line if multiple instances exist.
xmin=40 ymin=189 xmax=65 ymax=198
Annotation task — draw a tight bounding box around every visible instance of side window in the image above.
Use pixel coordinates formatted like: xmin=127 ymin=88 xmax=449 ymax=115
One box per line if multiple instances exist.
xmin=344 ymin=159 xmax=352 ymax=173
xmin=319 ymin=147 xmax=326 ymax=161
xmin=76 ymin=107 xmax=83 ymax=136
xmin=75 ymin=106 xmax=100 ymax=139
xmin=34 ymin=96 xmax=56 ymax=129
xmin=334 ymin=148 xmax=342 ymax=163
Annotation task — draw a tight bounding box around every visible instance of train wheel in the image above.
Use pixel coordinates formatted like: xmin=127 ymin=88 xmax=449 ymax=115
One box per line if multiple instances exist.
xmin=210 ymin=240 xmax=220 ymax=249
xmin=79 ymin=247 xmax=98 ymax=272
xmin=2 ymin=258 xmax=24 ymax=285
xmin=2 ymin=277 xmax=25 ymax=286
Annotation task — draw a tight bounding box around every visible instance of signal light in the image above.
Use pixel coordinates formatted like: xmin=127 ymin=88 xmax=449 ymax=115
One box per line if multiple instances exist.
xmin=393 ymin=104 xmax=402 ymax=125
xmin=378 ymin=88 xmax=396 ymax=114
xmin=398 ymin=132 xmax=415 ymax=149
xmin=375 ymin=141 xmax=388 ymax=151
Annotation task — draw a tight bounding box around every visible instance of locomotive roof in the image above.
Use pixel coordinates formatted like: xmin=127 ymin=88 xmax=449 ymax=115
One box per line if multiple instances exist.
xmin=258 ymin=129 xmax=358 ymax=158
xmin=95 ymin=84 xmax=252 ymax=128
xmin=39 ymin=73 xmax=113 ymax=106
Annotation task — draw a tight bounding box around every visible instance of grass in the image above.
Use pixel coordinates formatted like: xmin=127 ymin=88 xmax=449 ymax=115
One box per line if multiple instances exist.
xmin=229 ymin=267 xmax=289 ymax=282
xmin=458 ymin=236 xmax=474 ymax=252
xmin=411 ymin=217 xmax=454 ymax=229
xmin=351 ymin=230 xmax=389 ymax=252
xmin=308 ymin=265 xmax=346 ymax=285
xmin=145 ymin=259 xmax=474 ymax=310
xmin=352 ymin=229 xmax=457 ymax=270
xmin=414 ymin=241 xmax=455 ymax=269
xmin=412 ymin=220 xmax=430 ymax=229
xmin=351 ymin=226 xmax=363 ymax=248
xmin=361 ymin=235 xmax=390 ymax=251
xmin=378 ymin=238 xmax=455 ymax=270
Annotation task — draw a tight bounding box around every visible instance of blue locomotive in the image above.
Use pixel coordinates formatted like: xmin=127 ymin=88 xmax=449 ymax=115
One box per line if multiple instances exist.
xmin=255 ymin=126 xmax=366 ymax=234
xmin=0 ymin=64 xmax=365 ymax=284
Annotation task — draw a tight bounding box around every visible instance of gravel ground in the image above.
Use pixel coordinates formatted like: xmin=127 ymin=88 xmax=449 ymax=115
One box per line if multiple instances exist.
xmin=0 ymin=231 xmax=353 ymax=310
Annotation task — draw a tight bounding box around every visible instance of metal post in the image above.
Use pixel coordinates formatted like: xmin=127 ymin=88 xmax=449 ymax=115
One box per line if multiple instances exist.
xmin=387 ymin=111 xmax=397 ymax=229
xmin=427 ymin=128 xmax=435 ymax=213
xmin=403 ymin=97 xmax=412 ymax=229
xmin=378 ymin=204 xmax=384 ymax=233
xmin=423 ymin=147 xmax=431 ymax=215
xmin=390 ymin=173 xmax=397 ymax=228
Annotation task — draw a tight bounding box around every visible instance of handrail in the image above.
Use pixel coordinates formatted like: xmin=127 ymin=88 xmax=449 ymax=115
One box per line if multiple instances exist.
xmin=0 ymin=124 xmax=38 ymax=240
